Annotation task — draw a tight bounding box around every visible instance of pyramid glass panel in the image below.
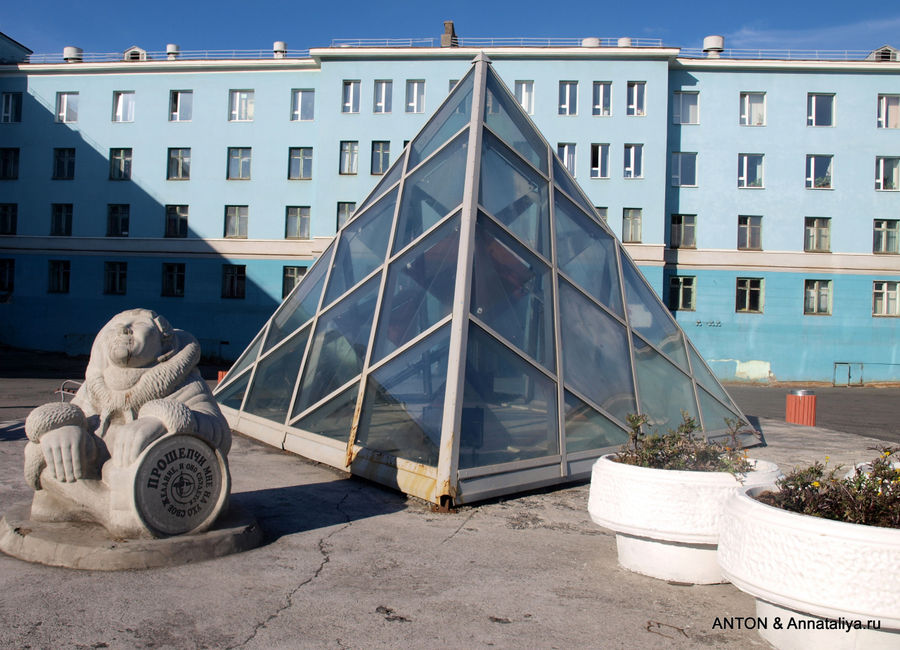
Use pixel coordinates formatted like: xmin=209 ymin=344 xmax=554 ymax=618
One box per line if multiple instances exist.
xmin=394 ymin=131 xmax=468 ymax=253
xmin=217 ymin=371 xmax=250 ymax=411
xmin=323 ymin=188 xmax=396 ymax=307
xmin=559 ymin=279 xmax=636 ymax=423
xmin=292 ymin=277 xmax=379 ymax=418
xmin=408 ymin=71 xmax=474 ymax=169
xmin=620 ymin=255 xmax=689 ymax=370
xmin=553 ymin=156 xmax=597 ymax=217
xmin=294 ymin=384 xmax=360 ymax=443
xmin=355 ymin=150 xmax=405 ymax=216
xmin=554 ymin=192 xmax=623 ymax=317
xmin=564 ymin=391 xmax=629 ymax=453
xmin=697 ymin=386 xmax=744 ymax=434
xmin=263 ymin=240 xmax=334 ymax=354
xmin=689 ymin=344 xmax=738 ymax=409
xmin=459 ymin=324 xmax=558 ymax=469
xmin=479 ymin=129 xmax=550 ymax=257
xmin=632 ymin=334 xmax=699 ymax=432
xmin=243 ymin=326 xmax=311 ymax=423
xmin=218 ymin=329 xmax=263 ymax=387
xmin=471 ymin=213 xmax=554 ymax=371
xmin=483 ymin=69 xmax=547 ymax=174
xmin=374 ymin=213 xmax=460 ymax=362
xmin=357 ymin=326 xmax=451 ymax=466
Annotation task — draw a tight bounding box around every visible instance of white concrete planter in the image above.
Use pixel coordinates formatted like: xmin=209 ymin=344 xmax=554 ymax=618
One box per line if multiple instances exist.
xmin=587 ymin=454 xmax=781 ymax=584
xmin=718 ymin=486 xmax=900 ymax=649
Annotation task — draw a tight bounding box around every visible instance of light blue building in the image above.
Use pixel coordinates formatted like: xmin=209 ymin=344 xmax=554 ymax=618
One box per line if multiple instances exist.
xmin=0 ymin=28 xmax=897 ymax=382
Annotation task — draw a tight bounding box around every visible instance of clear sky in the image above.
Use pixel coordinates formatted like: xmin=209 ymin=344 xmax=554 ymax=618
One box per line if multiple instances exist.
xmin=3 ymin=0 xmax=897 ymax=55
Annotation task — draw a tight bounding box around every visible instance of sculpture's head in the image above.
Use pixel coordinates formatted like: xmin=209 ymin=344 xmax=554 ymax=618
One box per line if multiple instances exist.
xmin=102 ymin=309 xmax=175 ymax=368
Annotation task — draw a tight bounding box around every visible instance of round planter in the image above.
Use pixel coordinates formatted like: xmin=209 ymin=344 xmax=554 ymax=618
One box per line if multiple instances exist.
xmin=587 ymin=454 xmax=781 ymax=584
xmin=718 ymin=486 xmax=900 ymax=649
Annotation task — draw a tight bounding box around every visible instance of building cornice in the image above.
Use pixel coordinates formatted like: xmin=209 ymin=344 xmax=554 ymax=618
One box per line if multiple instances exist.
xmin=309 ymin=46 xmax=681 ymax=62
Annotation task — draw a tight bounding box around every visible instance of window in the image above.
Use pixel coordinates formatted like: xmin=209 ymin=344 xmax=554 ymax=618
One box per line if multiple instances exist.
xmin=738 ymin=216 xmax=762 ymax=250
xmin=339 ymin=141 xmax=359 ymax=175
xmin=107 ymin=204 xmax=129 ymax=237
xmin=53 ymin=148 xmax=75 ymax=180
xmin=874 ymin=219 xmax=899 ymax=254
xmin=222 ymin=264 xmax=246 ymax=299
xmin=0 ymin=259 xmax=13 ymax=293
xmin=224 ymin=205 xmax=248 ymax=238
xmin=169 ymin=90 xmax=192 ymax=121
xmin=48 ymin=260 xmax=70 ymax=293
xmin=806 ymin=155 xmax=833 ymax=189
xmin=0 ymin=204 xmax=17 ymax=235
xmin=109 ymin=148 xmax=132 ymax=180
xmin=104 ymin=261 xmax=127 ymax=295
xmin=1 ymin=92 xmax=22 ymax=123
xmin=595 ymin=207 xmax=608 ymax=221
xmin=0 ymin=148 xmax=19 ymax=179
xmin=337 ymin=202 xmax=355 ymax=229
xmin=804 ymin=217 xmax=831 ymax=252
xmin=56 ymin=92 xmax=78 ymax=123
xmin=162 ymin=263 xmax=185 ymax=297
xmin=167 ymin=147 xmax=191 ymax=180
xmin=875 ymin=157 xmax=900 ymax=190
xmin=371 ymin=141 xmax=390 ymax=175
xmin=873 ymin=281 xmax=900 ymax=316
xmin=670 ymin=214 xmax=696 ymax=248
xmin=448 ymin=80 xmax=459 ymax=92
xmin=673 ymin=91 xmax=698 ymax=124
xmin=227 ymin=147 xmax=251 ymax=180
xmin=558 ymin=81 xmax=577 ymax=115
xmin=288 ymin=147 xmax=313 ymax=180
xmin=406 ymin=80 xmax=425 ymax=113
xmin=736 ymin=278 xmax=764 ymax=313
xmin=229 ymin=90 xmax=254 ymax=121
xmin=165 ymin=205 xmax=188 ymax=238
xmin=739 ymin=92 xmax=765 ymax=126
xmin=623 ymin=208 xmax=642 ymax=243
xmin=592 ymin=81 xmax=611 ymax=116
xmin=112 ymin=91 xmax=134 ymax=122
xmin=804 ymin=279 xmax=832 ymax=315
xmin=291 ymin=89 xmax=315 ymax=121
xmin=626 ymin=82 xmax=646 ymax=116
xmin=624 ymin=144 xmax=643 ymax=178
xmin=286 ymin=206 xmax=310 ymax=239
xmin=671 ymin=152 xmax=697 ymax=186
xmin=515 ymin=81 xmax=534 ymax=114
xmin=738 ymin=154 xmax=764 ymax=188
xmin=373 ymin=81 xmax=392 ymax=114
xmin=50 ymin=204 xmax=73 ymax=236
xmin=669 ymin=276 xmax=696 ymax=311
xmin=283 ymin=266 xmax=307 ymax=298
xmin=342 ymin=80 xmax=360 ymax=113
xmin=807 ymin=94 xmax=834 ymax=126
xmin=877 ymin=95 xmax=900 ymax=129
xmin=557 ymin=143 xmax=576 ymax=175
xmin=590 ymin=144 xmax=609 ymax=179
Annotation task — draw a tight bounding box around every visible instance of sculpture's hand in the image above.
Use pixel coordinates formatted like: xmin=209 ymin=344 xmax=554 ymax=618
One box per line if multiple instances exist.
xmin=39 ymin=425 xmax=89 ymax=483
xmin=114 ymin=417 xmax=167 ymax=465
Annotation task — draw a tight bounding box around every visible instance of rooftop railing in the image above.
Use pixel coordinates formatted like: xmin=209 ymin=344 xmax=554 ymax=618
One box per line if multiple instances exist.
xmin=329 ymin=37 xmax=666 ymax=48
xmin=678 ymin=48 xmax=894 ymax=61
xmin=25 ymin=48 xmax=311 ymax=64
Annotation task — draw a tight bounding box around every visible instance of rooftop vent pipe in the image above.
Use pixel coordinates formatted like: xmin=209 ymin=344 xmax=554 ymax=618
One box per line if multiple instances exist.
xmin=441 ymin=21 xmax=458 ymax=47
xmin=63 ymin=46 xmax=83 ymax=63
xmin=273 ymin=41 xmax=287 ymax=58
xmin=581 ymin=37 xmax=601 ymax=47
xmin=703 ymin=35 xmax=725 ymax=58
xmin=617 ymin=37 xmax=632 ymax=47
xmin=166 ymin=44 xmax=180 ymax=60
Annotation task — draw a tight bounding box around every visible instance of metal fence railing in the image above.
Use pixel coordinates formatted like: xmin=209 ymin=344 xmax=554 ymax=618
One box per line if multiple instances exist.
xmin=26 ymin=49 xmax=311 ymax=64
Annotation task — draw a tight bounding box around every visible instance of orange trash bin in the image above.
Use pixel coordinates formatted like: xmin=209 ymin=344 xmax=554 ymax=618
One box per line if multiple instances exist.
xmin=785 ymin=389 xmax=816 ymax=426
xmin=217 ymin=370 xmax=228 ymax=384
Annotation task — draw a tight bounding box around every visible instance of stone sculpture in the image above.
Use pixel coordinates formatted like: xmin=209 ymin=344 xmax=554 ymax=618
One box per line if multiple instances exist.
xmin=22 ymin=308 xmax=231 ymax=538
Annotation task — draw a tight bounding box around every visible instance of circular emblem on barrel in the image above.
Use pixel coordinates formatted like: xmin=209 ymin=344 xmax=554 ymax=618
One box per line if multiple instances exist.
xmin=133 ymin=434 xmax=228 ymax=537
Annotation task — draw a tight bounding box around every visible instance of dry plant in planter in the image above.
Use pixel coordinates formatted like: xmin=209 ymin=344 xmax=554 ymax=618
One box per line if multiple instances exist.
xmin=588 ymin=413 xmax=780 ymax=584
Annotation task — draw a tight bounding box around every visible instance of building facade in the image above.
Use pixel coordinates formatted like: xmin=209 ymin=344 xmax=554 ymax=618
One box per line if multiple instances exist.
xmin=0 ymin=33 xmax=898 ymax=382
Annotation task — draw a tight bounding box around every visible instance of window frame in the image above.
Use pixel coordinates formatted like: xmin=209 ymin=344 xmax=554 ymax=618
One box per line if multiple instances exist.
xmin=0 ymin=204 xmax=16 ymax=235
xmin=50 ymin=203 xmax=73 ymax=236
xmin=622 ymin=208 xmax=642 ymax=243
xmin=0 ymin=258 xmax=13 ymax=293
xmin=48 ymin=260 xmax=70 ymax=294
xmin=161 ymin=262 xmax=186 ymax=297
xmin=103 ymin=261 xmax=127 ymax=295
xmin=55 ymin=92 xmax=78 ymax=123
xmin=288 ymin=146 xmax=313 ymax=180
xmin=339 ymin=140 xmax=359 ymax=175
xmin=111 ymin=91 xmax=135 ymax=123
xmin=806 ymin=154 xmax=833 ymax=189
xmin=623 ymin=144 xmax=643 ymax=179
xmin=221 ymin=264 xmax=247 ymax=299
xmin=515 ymin=80 xmax=534 ymax=114
xmin=169 ymin=90 xmax=193 ymax=122
xmin=668 ymin=275 xmax=696 ymax=311
xmin=224 ymin=205 xmax=248 ymax=239
xmin=336 ymin=202 xmax=355 ymax=229
xmin=109 ymin=148 xmax=132 ymax=181
xmin=671 ymin=152 xmax=697 ymax=187
xmin=558 ymin=81 xmax=577 ymax=116
xmin=873 ymin=281 xmax=900 ymax=317
xmin=804 ymin=279 xmax=832 ymax=315
xmin=670 ymin=214 xmax=697 ymax=249
xmin=167 ymin=147 xmax=191 ymax=180
xmin=373 ymin=80 xmax=392 ymax=114
xmin=804 ymin=217 xmax=831 ymax=253
xmin=875 ymin=156 xmax=900 ymax=191
xmin=226 ymin=147 xmax=252 ymax=180
xmin=877 ymin=94 xmax=900 ymax=129
xmin=342 ymin=80 xmax=360 ymax=114
xmin=52 ymin=147 xmax=76 ymax=180
xmin=557 ymin=143 xmax=576 ymax=176
xmin=291 ymin=88 xmax=315 ymax=121
xmin=282 ymin=266 xmax=307 ymax=299
xmin=0 ymin=148 xmax=20 ymax=180
xmin=626 ymin=81 xmax=646 ymax=116
xmin=738 ymin=153 xmax=764 ymax=188
xmin=106 ymin=204 xmax=130 ymax=237
xmin=592 ymin=81 xmax=612 ymax=117
xmin=405 ymin=80 xmax=425 ymax=113
xmin=873 ymin=219 xmax=899 ymax=254
xmin=672 ymin=91 xmax=698 ymax=124
xmin=807 ymin=93 xmax=835 ymax=127
xmin=371 ymin=140 xmax=390 ymax=175
xmin=228 ymin=90 xmax=255 ymax=122
xmin=165 ymin=205 xmax=189 ymax=238
xmin=735 ymin=277 xmax=764 ymax=313
xmin=285 ymin=206 xmax=311 ymax=240
xmin=590 ymin=143 xmax=609 ymax=179
xmin=1 ymin=92 xmax=23 ymax=123
xmin=737 ymin=215 xmax=763 ymax=251
xmin=739 ymin=92 xmax=766 ymax=126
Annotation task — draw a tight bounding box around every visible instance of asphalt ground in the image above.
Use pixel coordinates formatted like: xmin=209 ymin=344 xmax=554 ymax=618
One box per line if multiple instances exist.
xmin=0 ymin=346 xmax=897 ymax=648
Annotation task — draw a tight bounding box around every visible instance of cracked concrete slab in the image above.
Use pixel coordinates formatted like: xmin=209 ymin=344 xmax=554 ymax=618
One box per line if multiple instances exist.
xmin=0 ymin=368 xmax=895 ymax=648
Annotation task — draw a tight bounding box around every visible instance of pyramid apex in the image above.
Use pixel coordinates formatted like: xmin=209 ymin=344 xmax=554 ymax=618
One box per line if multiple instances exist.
xmin=470 ymin=51 xmax=492 ymax=65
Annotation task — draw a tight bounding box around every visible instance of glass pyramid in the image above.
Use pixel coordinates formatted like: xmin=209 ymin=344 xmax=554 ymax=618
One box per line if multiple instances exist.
xmin=214 ymin=55 xmax=760 ymax=506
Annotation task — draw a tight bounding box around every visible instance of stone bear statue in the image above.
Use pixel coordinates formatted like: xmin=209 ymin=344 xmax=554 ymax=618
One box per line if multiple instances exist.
xmin=22 ymin=308 xmax=231 ymax=537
